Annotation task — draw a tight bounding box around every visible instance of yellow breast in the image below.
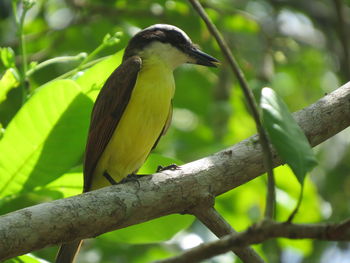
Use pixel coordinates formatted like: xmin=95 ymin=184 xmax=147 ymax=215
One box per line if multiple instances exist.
xmin=91 ymin=62 xmax=175 ymax=189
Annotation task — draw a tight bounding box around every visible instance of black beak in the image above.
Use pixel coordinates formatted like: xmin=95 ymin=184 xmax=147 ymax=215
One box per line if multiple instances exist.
xmin=187 ymin=47 xmax=220 ymax=67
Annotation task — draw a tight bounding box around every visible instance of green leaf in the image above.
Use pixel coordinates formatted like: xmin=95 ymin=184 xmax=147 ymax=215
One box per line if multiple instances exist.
xmin=4 ymin=254 xmax=43 ymax=263
xmin=75 ymin=50 xmax=123 ymax=97
xmin=44 ymin=165 xmax=83 ymax=198
xmin=0 ymin=79 xmax=92 ymax=200
xmin=0 ymin=68 xmax=20 ymax=103
xmin=0 ymin=123 xmax=4 ymax=140
xmin=0 ymin=47 xmax=16 ymax=69
xmin=260 ymin=87 xmax=317 ymax=184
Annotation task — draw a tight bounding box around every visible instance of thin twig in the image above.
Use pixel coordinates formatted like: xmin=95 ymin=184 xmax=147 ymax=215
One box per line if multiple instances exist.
xmin=26 ymin=53 xmax=87 ymax=77
xmin=192 ymin=206 xmax=265 ymax=263
xmin=12 ymin=1 xmax=30 ymax=104
xmin=51 ymin=56 xmax=109 ymax=82
xmin=49 ymin=33 xmax=121 ymax=83
xmin=188 ymin=0 xmax=276 ymax=219
xmin=333 ymin=0 xmax=350 ymax=79
xmin=153 ymin=219 xmax=350 ymax=263
xmin=286 ymin=183 xmax=304 ymax=223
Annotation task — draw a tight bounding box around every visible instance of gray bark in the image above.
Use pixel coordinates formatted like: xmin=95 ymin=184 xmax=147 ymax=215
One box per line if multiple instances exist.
xmin=0 ymin=81 xmax=349 ymax=260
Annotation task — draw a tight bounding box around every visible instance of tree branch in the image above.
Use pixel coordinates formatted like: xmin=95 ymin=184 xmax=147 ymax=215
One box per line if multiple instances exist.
xmin=153 ymin=219 xmax=350 ymax=263
xmin=192 ymin=206 xmax=265 ymax=263
xmin=0 ymin=81 xmax=349 ymax=260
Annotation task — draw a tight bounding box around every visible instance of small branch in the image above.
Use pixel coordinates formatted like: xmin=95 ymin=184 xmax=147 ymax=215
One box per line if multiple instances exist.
xmin=192 ymin=206 xmax=265 ymax=263
xmin=77 ymin=32 xmax=122 ymax=70
xmin=154 ymin=219 xmax=350 ymax=263
xmin=286 ymin=183 xmax=304 ymax=223
xmin=18 ymin=6 xmax=28 ymax=81
xmin=49 ymin=33 xmax=122 ymax=82
xmin=26 ymin=53 xmax=87 ymax=77
xmin=51 ymin=56 xmax=108 ymax=81
xmin=332 ymin=0 xmax=350 ymax=79
xmin=188 ymin=0 xmax=275 ymax=219
xmin=12 ymin=0 xmax=35 ymax=104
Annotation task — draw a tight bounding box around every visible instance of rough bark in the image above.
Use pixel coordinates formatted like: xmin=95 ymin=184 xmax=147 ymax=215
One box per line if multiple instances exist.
xmin=0 ymin=81 xmax=349 ymax=260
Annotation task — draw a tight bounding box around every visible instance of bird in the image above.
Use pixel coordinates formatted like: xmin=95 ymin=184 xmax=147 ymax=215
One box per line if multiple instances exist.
xmin=56 ymin=24 xmax=219 ymax=263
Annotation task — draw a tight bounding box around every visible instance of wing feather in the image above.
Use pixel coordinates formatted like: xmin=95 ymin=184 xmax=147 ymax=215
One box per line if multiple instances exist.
xmin=83 ymin=56 xmax=142 ymax=192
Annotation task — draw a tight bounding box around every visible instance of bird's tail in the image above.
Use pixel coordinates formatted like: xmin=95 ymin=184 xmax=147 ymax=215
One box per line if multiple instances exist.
xmin=56 ymin=240 xmax=83 ymax=263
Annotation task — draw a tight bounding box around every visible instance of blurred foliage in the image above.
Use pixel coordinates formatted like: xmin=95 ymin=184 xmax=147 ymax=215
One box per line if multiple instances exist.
xmin=1 ymin=0 xmax=350 ymax=262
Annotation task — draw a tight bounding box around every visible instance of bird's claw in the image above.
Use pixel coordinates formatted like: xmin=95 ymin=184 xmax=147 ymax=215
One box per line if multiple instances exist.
xmin=156 ymin=164 xmax=180 ymax=173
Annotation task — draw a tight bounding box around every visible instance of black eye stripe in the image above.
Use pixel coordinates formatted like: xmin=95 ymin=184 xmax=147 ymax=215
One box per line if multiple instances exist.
xmin=169 ymin=30 xmax=187 ymax=43
xmin=123 ymin=25 xmax=192 ymax=60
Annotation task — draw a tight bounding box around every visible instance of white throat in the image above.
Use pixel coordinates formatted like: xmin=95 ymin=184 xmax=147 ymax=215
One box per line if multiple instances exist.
xmin=140 ymin=42 xmax=192 ymax=70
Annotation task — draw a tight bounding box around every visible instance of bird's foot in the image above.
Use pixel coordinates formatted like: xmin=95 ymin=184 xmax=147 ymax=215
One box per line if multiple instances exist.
xmin=103 ymin=171 xmax=146 ymax=186
xmin=103 ymin=171 xmax=118 ymax=185
xmin=156 ymin=164 xmax=180 ymax=173
xmin=118 ymin=173 xmax=149 ymax=188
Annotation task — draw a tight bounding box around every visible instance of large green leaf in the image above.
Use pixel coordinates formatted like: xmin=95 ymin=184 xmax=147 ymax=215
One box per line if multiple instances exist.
xmin=43 ymin=165 xmax=83 ymax=198
xmin=4 ymin=254 xmax=44 ymax=263
xmin=76 ymin=50 xmax=123 ymax=97
xmin=0 ymin=79 xmax=92 ymax=200
xmin=260 ymin=87 xmax=317 ymax=184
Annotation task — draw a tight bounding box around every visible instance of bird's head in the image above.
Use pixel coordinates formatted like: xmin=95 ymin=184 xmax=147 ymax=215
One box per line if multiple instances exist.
xmin=123 ymin=24 xmax=219 ymax=69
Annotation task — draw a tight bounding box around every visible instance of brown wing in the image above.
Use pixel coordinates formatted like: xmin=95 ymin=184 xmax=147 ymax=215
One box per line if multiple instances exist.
xmin=83 ymin=56 xmax=142 ymax=192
